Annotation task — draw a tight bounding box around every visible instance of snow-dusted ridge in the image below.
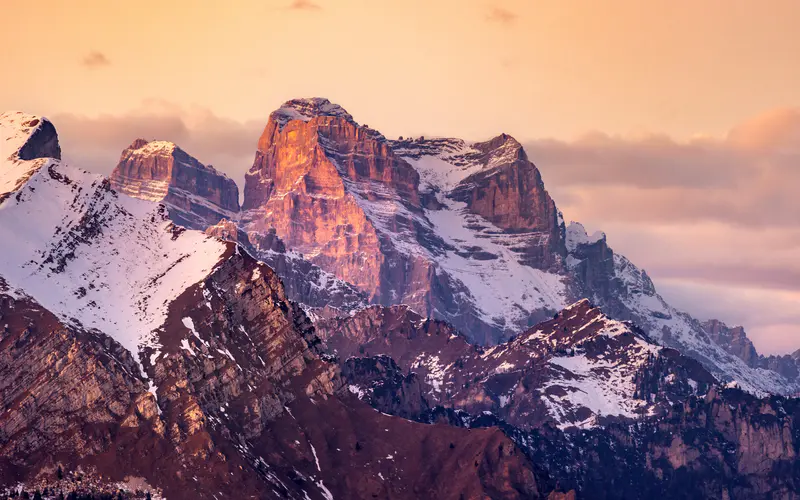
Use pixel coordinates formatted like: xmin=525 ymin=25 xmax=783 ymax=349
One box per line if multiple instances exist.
xmin=337 ymin=136 xmax=569 ymax=331
xmin=0 ymin=113 xmax=229 ymax=370
xmin=272 ymin=97 xmax=355 ymax=131
xmin=565 ymin=221 xmax=605 ymax=252
xmin=388 ymin=133 xmax=798 ymax=396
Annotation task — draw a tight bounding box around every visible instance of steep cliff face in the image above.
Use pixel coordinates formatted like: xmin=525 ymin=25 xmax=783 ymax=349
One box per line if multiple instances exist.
xmin=703 ymin=320 xmax=761 ymax=367
xmin=447 ymin=134 xmax=565 ymax=270
xmin=240 ymin=98 xmax=453 ymax=328
xmin=0 ymin=111 xmax=61 ymax=202
xmin=205 ymin=219 xmax=368 ymax=317
xmin=110 ymin=139 xmax=240 ymax=229
xmin=242 ymin=98 xmax=412 ymax=297
xmin=241 ymin=100 xmax=569 ymax=344
xmin=0 ymin=290 xmax=164 ymax=484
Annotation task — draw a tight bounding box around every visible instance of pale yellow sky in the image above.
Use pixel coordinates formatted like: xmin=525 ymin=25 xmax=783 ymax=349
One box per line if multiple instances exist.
xmin=3 ymin=0 xmax=800 ymax=141
xmin=3 ymin=0 xmax=800 ymax=354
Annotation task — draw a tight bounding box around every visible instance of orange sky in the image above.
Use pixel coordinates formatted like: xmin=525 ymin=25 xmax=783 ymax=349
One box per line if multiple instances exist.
xmin=2 ymin=0 xmax=800 ymax=354
xmin=3 ymin=0 xmax=800 ymax=141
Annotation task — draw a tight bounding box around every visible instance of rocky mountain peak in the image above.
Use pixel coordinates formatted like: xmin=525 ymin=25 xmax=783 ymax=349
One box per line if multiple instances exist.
xmin=241 ymin=96 xmax=425 ymax=302
xmin=702 ymin=319 xmax=800 ymax=383
xmin=472 ymin=133 xmax=525 ymax=164
xmin=110 ymin=138 xmax=239 ymax=229
xmin=565 ymin=221 xmax=606 ymax=252
xmin=270 ymin=97 xmax=355 ymax=131
xmin=126 ymin=137 xmax=150 ymax=151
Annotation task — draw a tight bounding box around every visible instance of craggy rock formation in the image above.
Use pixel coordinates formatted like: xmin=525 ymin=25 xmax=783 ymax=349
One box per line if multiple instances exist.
xmin=341 ymin=355 xmax=431 ymax=419
xmin=241 ymin=97 xmax=420 ymax=297
xmin=110 ymin=139 xmax=240 ymax=229
xmin=0 ymin=112 xmax=61 ymax=203
xmin=562 ymin=221 xmax=799 ymax=395
xmin=418 ymin=386 xmax=800 ymax=500
xmin=703 ymin=319 xmax=800 ymax=387
xmin=239 ymin=98 xmax=458 ymax=335
xmin=0 ymin=115 xmax=543 ymax=499
xmin=15 ymin=116 xmax=61 ymax=161
xmin=0 ymin=251 xmax=542 ymax=499
xmin=240 ymin=99 xmax=568 ymax=345
xmin=324 ymin=302 xmax=800 ymax=498
xmin=448 ymin=134 xmax=565 ymax=270
xmin=106 ymin=98 xmax=799 ymax=394
xmin=320 ymin=300 xmax=715 ymax=430
xmin=703 ymin=320 xmax=762 ymax=367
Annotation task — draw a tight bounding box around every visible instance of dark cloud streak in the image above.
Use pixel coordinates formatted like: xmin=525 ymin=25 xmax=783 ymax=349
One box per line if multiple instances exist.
xmin=288 ymin=0 xmax=321 ymax=10
xmin=486 ymin=7 xmax=517 ymax=24
xmin=81 ymin=51 xmax=111 ymax=68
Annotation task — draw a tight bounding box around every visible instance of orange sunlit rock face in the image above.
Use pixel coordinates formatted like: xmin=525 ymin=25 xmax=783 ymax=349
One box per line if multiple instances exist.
xmin=242 ymin=99 xmax=424 ymax=301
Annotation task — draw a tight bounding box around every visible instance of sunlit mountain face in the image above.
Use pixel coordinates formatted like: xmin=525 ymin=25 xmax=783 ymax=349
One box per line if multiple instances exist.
xmin=2 ymin=3 xmax=800 ymax=498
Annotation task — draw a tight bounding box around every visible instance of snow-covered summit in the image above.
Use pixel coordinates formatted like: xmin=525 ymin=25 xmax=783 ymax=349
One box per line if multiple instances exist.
xmin=0 ymin=112 xmax=61 ymax=200
xmin=270 ymin=97 xmax=355 ymax=130
xmin=565 ymin=221 xmax=606 ymax=251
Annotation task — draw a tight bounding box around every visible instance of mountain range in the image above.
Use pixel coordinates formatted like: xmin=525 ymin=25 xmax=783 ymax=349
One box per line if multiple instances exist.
xmin=0 ymin=102 xmax=798 ymax=499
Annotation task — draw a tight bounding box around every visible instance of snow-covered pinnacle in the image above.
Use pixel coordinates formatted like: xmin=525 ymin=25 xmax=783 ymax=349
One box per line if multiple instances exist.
xmin=565 ymin=221 xmax=606 ymax=252
xmin=0 ymin=111 xmax=61 ymax=162
xmin=270 ymin=97 xmax=355 ymax=131
xmin=472 ymin=133 xmax=525 ymax=169
xmin=1 ymin=112 xmax=62 ymax=201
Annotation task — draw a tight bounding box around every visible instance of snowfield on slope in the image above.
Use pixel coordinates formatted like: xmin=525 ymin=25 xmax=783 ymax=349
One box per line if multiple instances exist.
xmin=0 ymin=115 xmax=228 ymax=369
xmin=383 ymin=148 xmax=569 ymax=330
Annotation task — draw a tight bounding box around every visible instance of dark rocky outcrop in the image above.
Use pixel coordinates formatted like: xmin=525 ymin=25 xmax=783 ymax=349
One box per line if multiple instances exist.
xmin=16 ymin=117 xmax=61 ymax=161
xmin=421 ymin=386 xmax=800 ymax=500
xmin=703 ymin=319 xmax=800 ymax=386
xmin=0 ymin=245 xmax=542 ymax=499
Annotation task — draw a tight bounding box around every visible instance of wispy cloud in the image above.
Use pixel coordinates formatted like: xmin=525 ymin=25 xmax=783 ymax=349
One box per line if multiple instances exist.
xmin=486 ymin=7 xmax=517 ymax=24
xmin=81 ymin=51 xmax=111 ymax=69
xmin=527 ymin=107 xmax=800 ymax=229
xmin=289 ymin=0 xmax=321 ymax=10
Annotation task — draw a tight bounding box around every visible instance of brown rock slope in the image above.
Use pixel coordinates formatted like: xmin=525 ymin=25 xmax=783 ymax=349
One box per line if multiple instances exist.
xmin=0 ymin=250 xmax=542 ymax=499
